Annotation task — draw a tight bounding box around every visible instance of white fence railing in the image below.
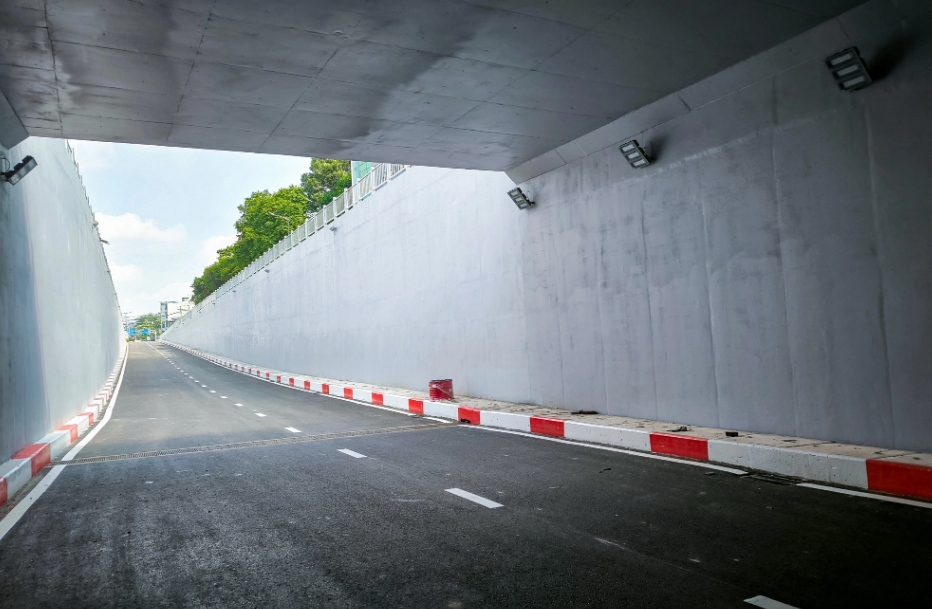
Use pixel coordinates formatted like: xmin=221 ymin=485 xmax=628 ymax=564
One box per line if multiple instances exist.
xmin=169 ymin=162 xmax=410 ymax=326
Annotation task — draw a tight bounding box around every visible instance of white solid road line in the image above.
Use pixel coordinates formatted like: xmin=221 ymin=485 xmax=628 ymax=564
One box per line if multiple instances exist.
xmin=338 ymin=448 xmax=366 ymax=458
xmin=285 ymin=427 xmax=302 ymax=433
xmin=255 ymin=413 xmax=266 ymax=417
xmin=446 ymin=488 xmax=503 ymax=509
xmin=745 ymin=595 xmax=799 ymax=608
xmin=320 ymin=392 xmax=417 ymax=417
xmin=0 ymin=349 xmax=128 ymax=543
xmin=0 ymin=466 xmax=68 ymax=543
xmin=797 ymin=483 xmax=932 ymax=510
xmin=471 ymin=426 xmax=748 ymax=475
xmin=423 ymin=416 xmax=453 ymax=424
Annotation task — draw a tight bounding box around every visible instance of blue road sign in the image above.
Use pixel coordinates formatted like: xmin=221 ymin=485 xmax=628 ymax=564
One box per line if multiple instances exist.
xmin=128 ymin=329 xmax=136 ymax=336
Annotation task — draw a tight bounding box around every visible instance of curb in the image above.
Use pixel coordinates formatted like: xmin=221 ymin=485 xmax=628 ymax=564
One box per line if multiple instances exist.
xmin=162 ymin=342 xmax=932 ymax=503
xmin=0 ymin=350 xmax=127 ymax=508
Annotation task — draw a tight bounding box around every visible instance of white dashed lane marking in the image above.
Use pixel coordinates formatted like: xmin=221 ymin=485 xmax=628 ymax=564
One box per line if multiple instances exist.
xmin=445 ymin=488 xmax=503 ymax=509
xmin=234 ymin=403 xmax=243 ymax=407
xmin=221 ymin=396 xmax=228 ymax=399
xmin=338 ymin=449 xmax=366 ymax=458
xmin=285 ymin=427 xmax=302 ymax=433
xmin=744 ymin=596 xmax=799 ymax=609
xmin=209 ymin=390 xmax=216 ymax=393
xmin=255 ymin=413 xmax=266 ymax=418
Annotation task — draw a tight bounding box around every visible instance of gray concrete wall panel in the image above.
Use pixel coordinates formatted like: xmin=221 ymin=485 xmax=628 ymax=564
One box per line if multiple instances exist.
xmin=699 ymin=136 xmax=796 ymax=435
xmin=0 ymin=137 xmax=123 ymax=460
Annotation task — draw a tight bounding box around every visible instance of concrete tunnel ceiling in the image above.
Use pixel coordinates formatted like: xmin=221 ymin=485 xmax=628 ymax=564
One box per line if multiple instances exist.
xmin=0 ymin=0 xmax=868 ymax=171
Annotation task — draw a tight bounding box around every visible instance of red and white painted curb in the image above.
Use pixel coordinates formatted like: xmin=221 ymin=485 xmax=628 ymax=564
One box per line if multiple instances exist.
xmin=0 ymin=351 xmax=127 ymax=508
xmin=163 ymin=342 xmax=932 ymax=503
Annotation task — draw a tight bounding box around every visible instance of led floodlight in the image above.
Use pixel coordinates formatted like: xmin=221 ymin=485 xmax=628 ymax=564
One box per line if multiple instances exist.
xmin=1 ymin=155 xmax=37 ymax=185
xmin=620 ymin=140 xmax=650 ymax=168
xmin=826 ymin=47 xmax=872 ymax=91
xmin=508 ymin=187 xmax=534 ymax=210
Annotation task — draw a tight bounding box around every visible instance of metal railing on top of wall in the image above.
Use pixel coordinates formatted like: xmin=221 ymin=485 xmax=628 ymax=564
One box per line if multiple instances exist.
xmin=170 ymin=163 xmax=409 ymax=326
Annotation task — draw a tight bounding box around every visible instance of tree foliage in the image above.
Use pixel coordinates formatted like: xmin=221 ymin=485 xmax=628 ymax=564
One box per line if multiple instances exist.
xmin=134 ymin=312 xmax=161 ymax=336
xmin=301 ymin=158 xmax=351 ymax=213
xmin=192 ymin=158 xmax=352 ymax=303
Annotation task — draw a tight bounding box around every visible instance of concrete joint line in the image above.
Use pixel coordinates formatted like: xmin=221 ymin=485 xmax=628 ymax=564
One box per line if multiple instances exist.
xmin=55 ymin=423 xmax=451 ymax=466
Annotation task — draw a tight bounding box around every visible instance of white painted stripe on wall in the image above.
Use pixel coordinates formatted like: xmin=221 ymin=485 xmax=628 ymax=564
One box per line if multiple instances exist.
xmin=381 ymin=394 xmax=408 ymax=410
xmin=36 ymin=430 xmax=70 ymax=459
xmin=480 ymin=411 xmax=531 ymax=432
xmin=564 ymin=422 xmax=652 ymax=452
xmin=708 ymin=442 xmax=869 ymax=489
xmin=423 ymin=401 xmax=458 ymax=420
xmin=445 ymin=488 xmax=503 ymax=509
xmin=0 ymin=459 xmax=33 ymax=502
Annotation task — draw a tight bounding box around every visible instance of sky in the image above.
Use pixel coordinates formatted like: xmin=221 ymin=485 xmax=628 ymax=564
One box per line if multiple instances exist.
xmin=69 ymin=141 xmax=309 ymax=318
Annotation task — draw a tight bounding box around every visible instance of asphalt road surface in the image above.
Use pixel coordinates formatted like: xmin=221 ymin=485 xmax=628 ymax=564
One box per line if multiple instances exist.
xmin=0 ymin=342 xmax=930 ymax=608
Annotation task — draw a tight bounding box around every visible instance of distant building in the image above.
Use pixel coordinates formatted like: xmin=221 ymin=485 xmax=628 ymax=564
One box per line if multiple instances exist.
xmin=351 ymin=161 xmax=374 ymax=184
xmin=160 ymin=296 xmax=194 ymax=328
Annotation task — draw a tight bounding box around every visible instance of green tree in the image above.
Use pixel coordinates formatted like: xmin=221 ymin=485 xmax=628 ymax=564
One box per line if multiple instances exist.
xmin=191 ymin=158 xmax=353 ymax=304
xmin=230 ymin=185 xmax=308 ymax=268
xmin=192 ymin=247 xmax=240 ymax=303
xmin=191 ymin=185 xmax=310 ymax=303
xmin=134 ymin=312 xmax=161 ymax=337
xmin=301 ymin=158 xmax=351 ymax=213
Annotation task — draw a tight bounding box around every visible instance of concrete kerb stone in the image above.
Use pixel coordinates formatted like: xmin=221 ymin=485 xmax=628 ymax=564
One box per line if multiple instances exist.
xmin=162 ymin=341 xmax=932 ymax=502
xmin=0 ymin=350 xmax=127 ymax=508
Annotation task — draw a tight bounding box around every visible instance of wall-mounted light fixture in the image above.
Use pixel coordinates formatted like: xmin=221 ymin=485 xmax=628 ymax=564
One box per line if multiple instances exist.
xmin=619 ymin=140 xmax=650 ymax=168
xmin=507 ymin=187 xmax=534 ymax=210
xmin=329 ymin=225 xmax=338 ymax=232
xmin=826 ymin=47 xmax=872 ymax=91
xmin=1 ymin=155 xmax=38 ymax=185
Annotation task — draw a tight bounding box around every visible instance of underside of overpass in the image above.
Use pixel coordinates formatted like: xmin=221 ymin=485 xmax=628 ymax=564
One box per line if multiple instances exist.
xmin=0 ymin=0 xmax=868 ymax=170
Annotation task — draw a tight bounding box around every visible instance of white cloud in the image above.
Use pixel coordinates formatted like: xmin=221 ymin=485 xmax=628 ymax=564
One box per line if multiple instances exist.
xmin=96 ymin=212 xmax=186 ymax=243
xmin=200 ymin=234 xmax=237 ymax=266
xmin=110 ymin=263 xmax=142 ymax=284
xmin=118 ymin=282 xmax=193 ymax=317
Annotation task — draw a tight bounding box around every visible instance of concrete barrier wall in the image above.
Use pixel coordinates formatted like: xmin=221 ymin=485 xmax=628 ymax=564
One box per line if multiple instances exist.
xmin=515 ymin=6 xmax=932 ymax=452
xmin=166 ymin=7 xmax=932 ymax=452
xmin=0 ymin=137 xmax=124 ymax=460
xmin=166 ymin=167 xmax=532 ymax=404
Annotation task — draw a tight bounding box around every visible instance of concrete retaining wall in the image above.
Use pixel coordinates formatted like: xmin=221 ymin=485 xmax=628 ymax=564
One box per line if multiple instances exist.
xmin=166 ymin=7 xmax=932 ymax=452
xmin=166 ymin=166 xmax=532 ymax=404
xmin=514 ymin=6 xmax=932 ymax=453
xmin=0 ymin=137 xmax=124 ymax=460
